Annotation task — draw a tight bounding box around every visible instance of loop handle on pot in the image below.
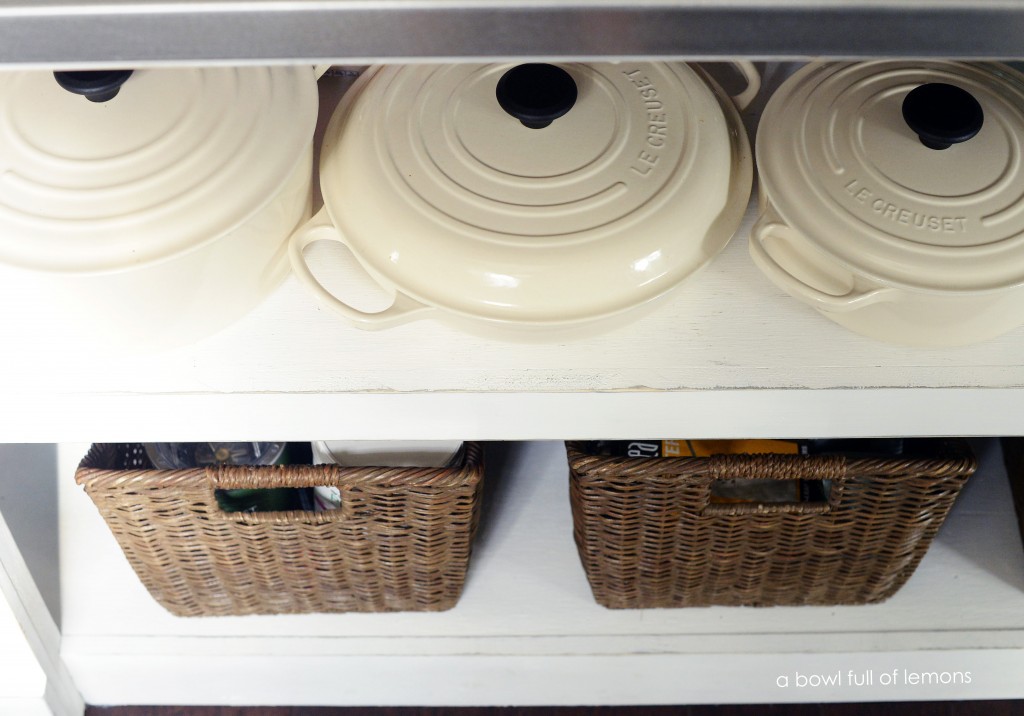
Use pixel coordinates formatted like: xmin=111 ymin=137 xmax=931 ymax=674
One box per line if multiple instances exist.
xmin=726 ymin=61 xmax=761 ymax=112
xmin=750 ymin=217 xmax=898 ymax=313
xmin=288 ymin=207 xmax=433 ymax=330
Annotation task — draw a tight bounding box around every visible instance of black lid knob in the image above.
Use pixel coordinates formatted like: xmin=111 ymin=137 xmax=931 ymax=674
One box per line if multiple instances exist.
xmin=495 ymin=64 xmax=577 ymax=129
xmin=902 ymin=82 xmax=984 ymax=150
xmin=54 ymin=70 xmax=134 ymax=103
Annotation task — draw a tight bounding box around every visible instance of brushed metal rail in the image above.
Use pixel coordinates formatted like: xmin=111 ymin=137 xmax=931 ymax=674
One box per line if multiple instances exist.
xmin=0 ymin=1 xmax=1022 ymax=66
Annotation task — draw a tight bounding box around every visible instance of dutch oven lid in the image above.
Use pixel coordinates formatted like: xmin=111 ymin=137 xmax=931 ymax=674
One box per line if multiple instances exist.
xmin=0 ymin=66 xmax=318 ymax=272
xmin=757 ymin=61 xmax=1024 ymax=292
xmin=317 ymin=62 xmax=751 ymax=324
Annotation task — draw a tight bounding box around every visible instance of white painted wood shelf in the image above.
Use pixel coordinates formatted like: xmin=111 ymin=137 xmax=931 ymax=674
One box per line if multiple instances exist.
xmin=59 ymin=438 xmax=1024 ymax=706
xmin=10 ymin=199 xmax=1024 ymax=440
xmin=1 ymin=65 xmax=1023 ymax=442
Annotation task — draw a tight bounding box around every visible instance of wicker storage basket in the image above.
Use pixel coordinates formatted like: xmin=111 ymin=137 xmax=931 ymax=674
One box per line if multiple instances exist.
xmin=567 ymin=439 xmax=975 ymax=609
xmin=75 ymin=442 xmax=484 ymax=617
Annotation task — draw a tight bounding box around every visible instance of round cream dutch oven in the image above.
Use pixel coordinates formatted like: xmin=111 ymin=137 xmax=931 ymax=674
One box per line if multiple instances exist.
xmin=0 ymin=66 xmax=322 ymax=349
xmin=290 ymin=61 xmax=757 ymax=339
xmin=753 ymin=61 xmax=1024 ymax=347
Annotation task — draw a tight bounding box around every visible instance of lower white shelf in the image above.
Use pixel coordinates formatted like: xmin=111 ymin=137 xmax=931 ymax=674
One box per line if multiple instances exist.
xmin=60 ymin=438 xmax=1024 ymax=706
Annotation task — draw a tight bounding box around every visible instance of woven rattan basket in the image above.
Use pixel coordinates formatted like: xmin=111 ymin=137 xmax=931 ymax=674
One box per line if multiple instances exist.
xmin=76 ymin=442 xmax=484 ymax=617
xmin=567 ymin=439 xmax=975 ymax=609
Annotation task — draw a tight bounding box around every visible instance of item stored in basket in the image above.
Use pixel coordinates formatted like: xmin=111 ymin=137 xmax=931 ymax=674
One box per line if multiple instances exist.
xmin=143 ymin=442 xmax=313 ymax=512
xmin=584 ymin=440 xmax=813 ymax=504
xmin=310 ymin=441 xmax=465 ymax=510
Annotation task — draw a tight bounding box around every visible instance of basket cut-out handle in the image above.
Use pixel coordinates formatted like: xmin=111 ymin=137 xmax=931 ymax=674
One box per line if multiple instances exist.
xmin=202 ymin=445 xmax=480 ymax=524
xmin=698 ymin=453 xmax=846 ymax=517
xmin=206 ymin=464 xmax=353 ymax=523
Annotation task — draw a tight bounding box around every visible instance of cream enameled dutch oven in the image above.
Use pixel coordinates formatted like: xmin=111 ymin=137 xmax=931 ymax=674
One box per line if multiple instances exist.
xmin=289 ymin=61 xmax=757 ymax=339
xmin=753 ymin=61 xmax=1024 ymax=347
xmin=0 ymin=66 xmax=321 ymax=349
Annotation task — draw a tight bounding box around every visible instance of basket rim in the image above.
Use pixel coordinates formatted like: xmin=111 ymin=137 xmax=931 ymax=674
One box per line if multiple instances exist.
xmin=565 ymin=438 xmax=977 ymax=481
xmin=75 ymin=441 xmax=484 ymax=490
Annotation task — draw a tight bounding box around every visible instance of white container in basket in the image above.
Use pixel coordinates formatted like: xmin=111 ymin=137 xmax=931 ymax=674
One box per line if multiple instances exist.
xmin=311 ymin=440 xmax=465 ymax=510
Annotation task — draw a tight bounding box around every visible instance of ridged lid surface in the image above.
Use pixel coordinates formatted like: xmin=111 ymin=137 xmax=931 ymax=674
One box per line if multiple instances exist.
xmin=319 ymin=62 xmax=751 ymax=323
xmin=758 ymin=61 xmax=1024 ymax=291
xmin=0 ymin=66 xmax=318 ymax=272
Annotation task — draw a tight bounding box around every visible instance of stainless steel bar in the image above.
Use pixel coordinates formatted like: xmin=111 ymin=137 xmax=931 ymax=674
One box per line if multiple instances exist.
xmin=0 ymin=2 xmax=1021 ymax=66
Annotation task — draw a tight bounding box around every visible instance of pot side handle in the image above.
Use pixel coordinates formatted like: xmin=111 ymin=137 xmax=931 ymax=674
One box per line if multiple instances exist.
xmin=750 ymin=217 xmax=898 ymax=313
xmin=727 ymin=61 xmax=761 ymax=112
xmin=288 ymin=208 xmax=433 ymax=330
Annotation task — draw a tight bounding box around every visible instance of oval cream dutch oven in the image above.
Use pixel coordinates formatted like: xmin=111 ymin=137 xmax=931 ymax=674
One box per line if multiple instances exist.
xmin=753 ymin=61 xmax=1024 ymax=347
xmin=290 ymin=61 xmax=757 ymax=339
xmin=0 ymin=66 xmax=321 ymax=349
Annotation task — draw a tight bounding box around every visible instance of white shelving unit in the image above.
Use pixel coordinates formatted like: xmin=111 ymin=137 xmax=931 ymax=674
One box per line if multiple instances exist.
xmin=0 ymin=3 xmax=1022 ymax=712
xmin=0 ymin=447 xmax=82 ymax=716
xmin=0 ymin=517 xmax=55 ymax=716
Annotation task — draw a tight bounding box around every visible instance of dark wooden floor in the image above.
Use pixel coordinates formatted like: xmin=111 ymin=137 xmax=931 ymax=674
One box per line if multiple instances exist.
xmin=86 ymin=702 xmax=1024 ymax=715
